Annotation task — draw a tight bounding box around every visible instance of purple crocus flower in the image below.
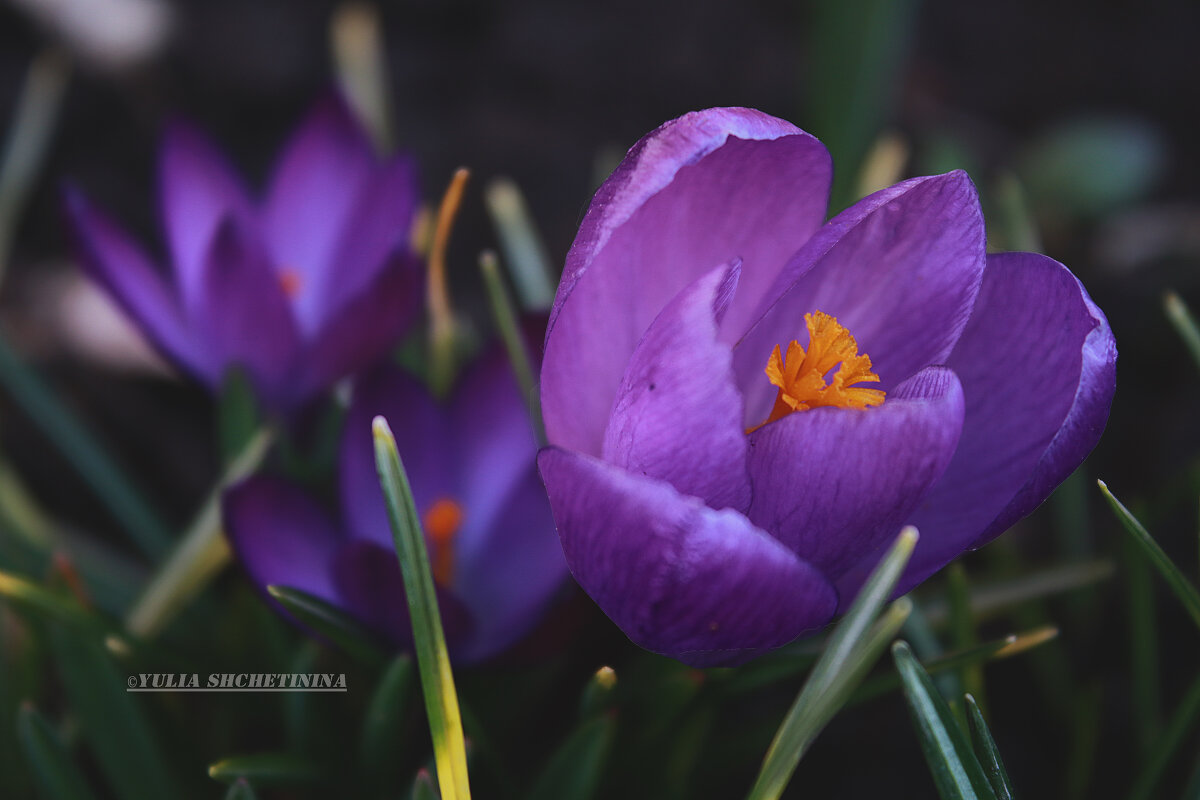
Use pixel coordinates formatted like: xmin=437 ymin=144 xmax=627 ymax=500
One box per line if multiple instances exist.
xmin=64 ymin=95 xmax=423 ymax=412
xmin=224 ymin=355 xmax=567 ymax=662
xmin=538 ymin=108 xmax=1117 ymax=667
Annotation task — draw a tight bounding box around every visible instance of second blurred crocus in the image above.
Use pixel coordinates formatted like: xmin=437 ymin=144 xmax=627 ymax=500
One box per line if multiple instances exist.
xmin=224 ymin=355 xmax=568 ymax=663
xmin=65 ymin=94 xmax=423 ymax=413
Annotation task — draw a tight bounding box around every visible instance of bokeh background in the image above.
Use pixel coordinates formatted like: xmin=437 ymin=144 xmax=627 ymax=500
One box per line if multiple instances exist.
xmin=1 ymin=1 xmax=1198 ymax=797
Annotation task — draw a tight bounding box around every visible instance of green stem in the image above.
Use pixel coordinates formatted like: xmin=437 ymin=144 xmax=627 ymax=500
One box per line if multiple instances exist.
xmin=479 ymin=250 xmax=545 ymax=445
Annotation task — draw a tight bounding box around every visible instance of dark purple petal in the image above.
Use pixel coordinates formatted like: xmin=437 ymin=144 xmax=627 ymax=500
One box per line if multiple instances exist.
xmin=745 ymin=366 xmax=964 ymax=582
xmin=735 ymin=172 xmax=987 ymax=425
xmin=295 ymin=248 xmax=423 ymax=400
xmin=197 ymin=218 xmax=301 ymax=407
xmin=539 ymin=447 xmax=838 ymax=667
xmin=317 ymin=153 xmax=420 ymax=329
xmin=262 ymin=94 xmax=375 ymax=329
xmin=340 ymin=366 xmax=454 ymax=548
xmin=452 ymin=467 xmax=566 ymax=662
xmin=223 ymin=476 xmax=341 ymax=603
xmin=543 ymin=108 xmax=832 ymax=458
xmin=157 ymin=122 xmax=255 ymax=311
xmin=879 ymin=252 xmax=1117 ymax=593
xmin=63 ymin=185 xmax=208 ymax=380
xmin=331 ymin=540 xmax=475 ymax=650
xmin=602 ymin=261 xmax=751 ymax=512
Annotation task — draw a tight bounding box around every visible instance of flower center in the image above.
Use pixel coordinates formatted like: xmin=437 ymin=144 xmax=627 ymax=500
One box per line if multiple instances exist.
xmin=422 ymin=497 xmax=464 ymax=587
xmin=747 ymin=310 xmax=885 ymax=433
xmin=278 ymin=268 xmax=303 ymax=298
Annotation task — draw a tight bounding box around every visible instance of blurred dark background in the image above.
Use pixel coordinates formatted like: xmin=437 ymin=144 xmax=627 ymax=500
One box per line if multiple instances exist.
xmin=1 ymin=0 xmax=1198 ymax=797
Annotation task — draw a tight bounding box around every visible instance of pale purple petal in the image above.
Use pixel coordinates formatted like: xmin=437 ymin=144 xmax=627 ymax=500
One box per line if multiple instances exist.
xmin=885 ymin=252 xmax=1117 ymax=592
xmin=295 ymin=249 xmax=423 ymax=400
xmin=223 ymin=476 xmax=341 ymax=603
xmin=340 ymin=366 xmax=454 ymax=548
xmin=262 ymin=94 xmax=374 ymax=329
xmin=746 ymin=366 xmax=964 ymax=581
xmin=602 ymin=260 xmax=751 ymax=512
xmin=539 ymin=447 xmax=838 ymax=667
xmin=543 ymin=108 xmax=832 ymax=457
xmin=735 ymin=172 xmax=987 ymax=425
xmin=196 ymin=218 xmax=301 ymax=405
xmin=63 ymin=185 xmax=208 ymax=379
xmin=157 ymin=122 xmax=255 ymax=311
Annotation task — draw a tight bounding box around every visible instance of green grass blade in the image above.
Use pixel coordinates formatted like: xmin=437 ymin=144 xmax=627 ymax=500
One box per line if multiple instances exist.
xmin=266 ymin=585 xmax=386 ymax=667
xmin=207 ymin=753 xmax=321 ymax=785
xmin=0 ymin=569 xmax=114 ymax=633
xmin=893 ymin=641 xmax=997 ymax=800
xmin=1128 ymin=672 xmax=1200 ymax=800
xmin=479 ymin=250 xmax=544 ymax=444
xmin=965 ymin=694 xmax=1015 ymax=800
xmin=1165 ymin=291 xmax=1200 ymax=373
xmin=746 ymin=525 xmax=919 ymax=800
xmin=526 ymin=714 xmax=616 ymax=800
xmin=0 ymin=332 xmax=171 ymax=559
xmin=483 ymin=177 xmax=556 ymax=311
xmin=1123 ymin=529 xmax=1162 ymax=755
xmin=373 ymin=416 xmax=471 ymax=800
xmin=579 ymin=665 xmax=618 ymax=720
xmin=17 ymin=703 xmax=100 ymax=800
xmin=1098 ymin=480 xmax=1200 ymax=630
xmin=947 ymin=565 xmax=984 ymax=715
xmin=411 ymin=769 xmax=439 ymax=800
xmin=360 ymin=654 xmax=416 ymax=788
xmin=223 ymin=778 xmax=259 ymax=800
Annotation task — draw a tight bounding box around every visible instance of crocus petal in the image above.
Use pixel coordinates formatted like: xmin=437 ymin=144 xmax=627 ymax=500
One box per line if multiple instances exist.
xmin=735 ymin=172 xmax=987 ymax=424
xmin=340 ymin=366 xmax=454 ymax=548
xmin=295 ymin=249 xmax=423 ymax=401
xmin=602 ymin=260 xmax=751 ymax=513
xmin=223 ymin=476 xmax=340 ymax=603
xmin=317 ymin=153 xmax=420 ymax=330
xmin=63 ymin=186 xmax=206 ymax=378
xmin=746 ymin=366 xmax=964 ymax=581
xmin=452 ymin=467 xmax=566 ymax=663
xmin=887 ymin=252 xmax=1117 ymax=591
xmin=262 ymin=94 xmax=374 ymax=328
xmin=196 ymin=218 xmax=301 ymax=402
xmin=331 ymin=540 xmax=475 ymax=649
xmin=539 ymin=447 xmax=838 ymax=667
xmin=543 ymin=108 xmax=832 ymax=457
xmin=157 ymin=121 xmax=255 ymax=310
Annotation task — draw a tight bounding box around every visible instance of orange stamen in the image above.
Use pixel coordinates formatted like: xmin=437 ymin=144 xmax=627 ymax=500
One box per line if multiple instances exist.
xmin=422 ymin=497 xmax=464 ymax=588
xmin=747 ymin=311 xmax=885 ymax=433
xmin=279 ymin=268 xmax=303 ymax=298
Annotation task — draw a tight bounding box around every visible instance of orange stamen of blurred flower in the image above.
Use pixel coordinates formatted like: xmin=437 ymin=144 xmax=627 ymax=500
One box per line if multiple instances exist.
xmin=422 ymin=497 xmax=464 ymax=588
xmin=278 ymin=268 xmax=303 ymax=298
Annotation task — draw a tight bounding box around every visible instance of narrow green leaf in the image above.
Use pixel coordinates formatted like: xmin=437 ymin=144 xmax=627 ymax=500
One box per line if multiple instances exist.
xmin=373 ymin=417 xmax=471 ymax=800
xmin=965 ymin=694 xmax=1015 ymax=800
xmin=1098 ymin=480 xmax=1200 ymax=630
xmin=483 ymin=178 xmax=556 ymax=311
xmin=223 ymin=778 xmax=259 ymax=800
xmin=0 ymin=332 xmax=170 ymax=558
xmin=1165 ymin=291 xmax=1200 ymax=374
xmin=266 ymin=585 xmax=385 ymax=667
xmin=1128 ymin=672 xmax=1200 ymax=800
xmin=1123 ymin=529 xmax=1162 ymax=755
xmin=411 ymin=769 xmax=440 ymax=800
xmin=989 ymin=172 xmax=1042 ymax=253
xmin=746 ymin=526 xmax=919 ymax=800
xmin=893 ymin=641 xmax=997 ymax=800
xmin=208 ymin=753 xmax=321 ymax=785
xmin=218 ymin=367 xmax=261 ymax=467
xmin=361 ymin=654 xmax=416 ymax=786
xmin=579 ymin=665 xmax=618 ymax=720
xmin=48 ymin=627 xmax=176 ymax=800
xmin=479 ymin=250 xmax=545 ymax=444
xmin=920 ymin=559 xmax=1113 ymax=626
xmin=526 ymin=714 xmax=616 ymax=800
xmin=17 ymin=704 xmax=99 ymax=800
xmin=0 ymin=569 xmax=111 ymax=632
xmin=948 ymin=565 xmax=985 ymax=717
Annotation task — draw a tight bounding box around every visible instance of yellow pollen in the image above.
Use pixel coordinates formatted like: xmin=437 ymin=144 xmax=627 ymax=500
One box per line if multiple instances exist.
xmin=747 ymin=311 xmax=885 ymax=433
xmin=423 ymin=497 xmax=464 ymax=587
xmin=279 ymin=268 xmax=303 ymax=298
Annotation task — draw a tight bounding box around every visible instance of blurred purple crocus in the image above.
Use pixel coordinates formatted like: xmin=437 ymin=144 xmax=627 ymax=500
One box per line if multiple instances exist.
xmin=224 ymin=355 xmax=567 ymax=663
xmin=64 ymin=95 xmax=423 ymax=412
xmin=538 ymin=108 xmax=1117 ymax=667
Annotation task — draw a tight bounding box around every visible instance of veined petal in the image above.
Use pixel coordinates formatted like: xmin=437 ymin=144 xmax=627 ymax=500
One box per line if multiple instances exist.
xmin=735 ymin=172 xmax=987 ymax=425
xmin=197 ymin=218 xmax=301 ymax=406
xmin=887 ymin=252 xmax=1117 ymax=592
xmin=63 ymin=185 xmax=207 ymax=379
xmin=602 ymin=260 xmax=751 ymax=513
xmin=262 ymin=93 xmax=374 ymax=328
xmin=543 ymin=108 xmax=832 ymax=457
xmin=746 ymin=366 xmax=964 ymax=582
xmin=157 ymin=121 xmax=255 ymax=312
xmin=223 ymin=476 xmax=341 ymax=604
xmin=539 ymin=447 xmax=838 ymax=667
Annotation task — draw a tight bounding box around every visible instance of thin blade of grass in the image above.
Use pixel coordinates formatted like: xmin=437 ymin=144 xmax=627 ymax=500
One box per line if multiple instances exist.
xmin=526 ymin=714 xmax=616 ymax=800
xmin=1099 ymin=480 xmax=1200 ymax=630
xmin=479 ymin=250 xmax=544 ymax=444
xmin=17 ymin=703 xmax=100 ymax=800
xmin=373 ymin=416 xmax=470 ymax=800
xmin=1165 ymin=291 xmax=1200 ymax=373
xmin=207 ymin=753 xmax=321 ymax=785
xmin=893 ymin=641 xmax=997 ymax=800
xmin=223 ymin=778 xmax=259 ymax=800
xmin=1128 ymin=673 xmax=1200 ymax=800
xmin=266 ymin=585 xmax=385 ymax=668
xmin=483 ymin=178 xmax=556 ymax=311
xmin=965 ymin=694 xmax=1015 ymax=800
